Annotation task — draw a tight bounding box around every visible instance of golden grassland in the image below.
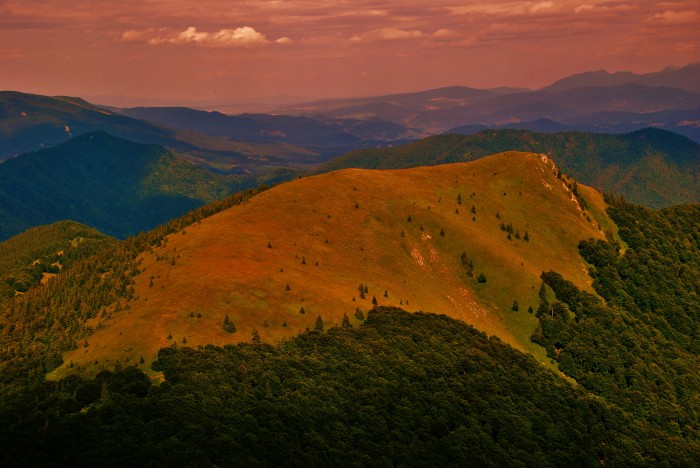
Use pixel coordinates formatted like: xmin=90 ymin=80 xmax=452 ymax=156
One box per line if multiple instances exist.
xmin=52 ymin=151 xmax=611 ymax=378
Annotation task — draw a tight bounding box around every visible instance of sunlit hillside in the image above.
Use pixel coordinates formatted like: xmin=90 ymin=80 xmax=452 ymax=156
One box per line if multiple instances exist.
xmin=55 ymin=152 xmax=612 ymax=375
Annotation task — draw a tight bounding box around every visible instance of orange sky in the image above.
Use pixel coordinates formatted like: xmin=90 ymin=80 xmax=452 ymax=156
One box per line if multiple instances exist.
xmin=1 ymin=0 xmax=699 ymax=106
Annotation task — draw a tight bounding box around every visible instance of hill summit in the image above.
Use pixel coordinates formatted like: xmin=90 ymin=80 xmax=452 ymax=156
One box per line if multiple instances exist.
xmin=55 ymin=151 xmax=611 ymax=374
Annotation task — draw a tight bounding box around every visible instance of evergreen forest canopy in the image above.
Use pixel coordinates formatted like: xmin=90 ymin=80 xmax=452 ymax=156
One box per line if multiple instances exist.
xmin=318 ymin=128 xmax=700 ymax=209
xmin=1 ymin=308 xmax=697 ymax=467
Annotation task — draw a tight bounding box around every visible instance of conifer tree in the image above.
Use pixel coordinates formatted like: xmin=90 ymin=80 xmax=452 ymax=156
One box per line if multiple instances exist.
xmin=342 ymin=312 xmax=352 ymax=328
xmin=222 ymin=314 xmax=237 ymax=333
xmin=314 ymin=315 xmax=324 ymax=332
xmin=355 ymin=308 xmax=365 ymax=321
xmin=251 ymin=327 xmax=261 ymax=344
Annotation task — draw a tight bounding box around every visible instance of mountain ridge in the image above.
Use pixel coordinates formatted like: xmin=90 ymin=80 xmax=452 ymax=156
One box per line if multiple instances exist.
xmin=50 ymin=151 xmax=611 ymax=375
xmin=318 ymin=128 xmax=700 ymax=208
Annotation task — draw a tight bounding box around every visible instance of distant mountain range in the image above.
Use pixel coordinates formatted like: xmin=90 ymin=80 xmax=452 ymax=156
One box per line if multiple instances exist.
xmin=276 ymin=63 xmax=700 ymax=142
xmin=0 ymin=91 xmax=409 ymax=173
xmin=318 ymin=128 xmax=700 ymax=209
xmin=542 ymin=63 xmax=700 ymax=93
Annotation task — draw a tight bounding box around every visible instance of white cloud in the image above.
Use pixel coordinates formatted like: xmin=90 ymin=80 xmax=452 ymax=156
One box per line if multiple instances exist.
xmin=121 ymin=26 xmax=290 ymax=47
xmin=529 ymin=1 xmax=555 ymax=13
xmin=350 ymin=27 xmax=424 ymax=42
xmin=649 ymin=10 xmax=700 ymax=25
xmin=433 ymin=29 xmax=460 ymax=39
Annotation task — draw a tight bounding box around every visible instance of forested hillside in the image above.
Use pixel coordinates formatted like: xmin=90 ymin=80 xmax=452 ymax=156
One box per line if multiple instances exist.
xmin=0 ymin=132 xmax=234 ymax=240
xmin=1 ymin=308 xmax=694 ymax=467
xmin=0 ymin=221 xmax=115 ymax=300
xmin=318 ymin=128 xmax=700 ymax=208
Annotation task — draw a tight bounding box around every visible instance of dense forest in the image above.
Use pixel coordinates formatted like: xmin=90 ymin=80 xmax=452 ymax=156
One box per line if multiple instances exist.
xmin=0 ymin=308 xmax=691 ymax=467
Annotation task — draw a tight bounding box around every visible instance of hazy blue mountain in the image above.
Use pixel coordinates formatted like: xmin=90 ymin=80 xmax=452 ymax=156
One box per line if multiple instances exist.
xmin=543 ymin=62 xmax=700 ymax=93
xmin=114 ymin=106 xmax=412 ymax=157
xmin=0 ymin=131 xmax=232 ymax=240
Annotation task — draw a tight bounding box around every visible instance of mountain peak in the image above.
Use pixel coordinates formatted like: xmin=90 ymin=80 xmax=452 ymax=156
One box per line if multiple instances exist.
xmin=53 ymin=152 xmax=609 ymax=374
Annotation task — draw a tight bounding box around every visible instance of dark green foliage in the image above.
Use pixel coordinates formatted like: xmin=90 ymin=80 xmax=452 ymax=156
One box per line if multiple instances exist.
xmin=341 ymin=313 xmax=352 ymax=329
xmin=0 ymin=132 xmax=234 ymax=240
xmin=2 ymin=308 xmax=689 ymax=467
xmin=439 ymin=227 xmax=445 ymax=236
xmin=477 ymin=273 xmax=487 ymax=283
xmin=354 ymin=308 xmax=364 ymax=321
xmin=314 ymin=315 xmax=324 ymax=332
xmin=529 ymin=201 xmax=700 ymax=453
xmin=0 ymin=221 xmax=115 ymax=299
xmin=371 ymin=296 xmax=378 ymax=305
xmin=512 ymin=301 xmax=519 ymax=312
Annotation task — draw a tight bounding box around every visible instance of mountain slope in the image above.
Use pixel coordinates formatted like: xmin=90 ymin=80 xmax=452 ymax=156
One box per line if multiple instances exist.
xmin=318 ymin=128 xmax=700 ymax=208
xmin=0 ymin=220 xmax=115 ymax=299
xmin=114 ymin=107 xmax=413 ymax=155
xmin=411 ymin=84 xmax=700 ymax=132
xmin=275 ymin=86 xmax=523 ymax=125
xmin=0 ymin=131 xmax=231 ymax=240
xmin=54 ymin=151 xmax=610 ymax=374
xmin=543 ymin=62 xmax=700 ymax=93
xmin=0 ymin=91 xmax=322 ymax=171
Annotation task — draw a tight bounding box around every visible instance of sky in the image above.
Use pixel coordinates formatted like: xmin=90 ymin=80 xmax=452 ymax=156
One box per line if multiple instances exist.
xmin=1 ymin=0 xmax=699 ymax=106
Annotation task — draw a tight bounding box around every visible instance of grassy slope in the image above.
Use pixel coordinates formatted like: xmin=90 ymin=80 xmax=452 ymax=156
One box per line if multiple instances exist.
xmin=317 ymin=128 xmax=700 ymax=208
xmin=54 ymin=151 xmax=610 ymax=377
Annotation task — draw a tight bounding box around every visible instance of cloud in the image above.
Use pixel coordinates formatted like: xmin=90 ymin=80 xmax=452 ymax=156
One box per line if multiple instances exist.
xmin=121 ymin=26 xmax=291 ymax=47
xmin=350 ymin=27 xmax=424 ymax=42
xmin=649 ymin=10 xmax=700 ymax=25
